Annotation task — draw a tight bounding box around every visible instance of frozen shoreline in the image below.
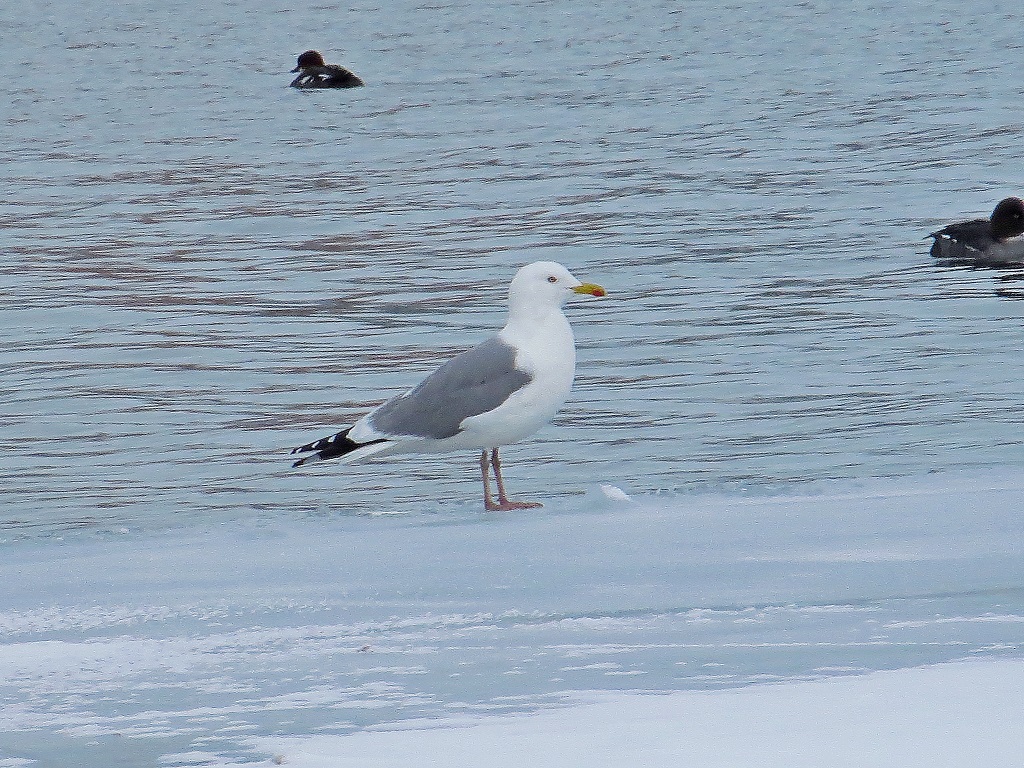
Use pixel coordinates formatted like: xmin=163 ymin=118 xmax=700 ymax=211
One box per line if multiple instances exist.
xmin=251 ymin=658 xmax=1024 ymax=768
xmin=2 ymin=474 xmax=1023 ymax=767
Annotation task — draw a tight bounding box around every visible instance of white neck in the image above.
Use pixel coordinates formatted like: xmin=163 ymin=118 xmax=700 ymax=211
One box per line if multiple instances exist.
xmin=500 ymin=304 xmax=576 ymax=383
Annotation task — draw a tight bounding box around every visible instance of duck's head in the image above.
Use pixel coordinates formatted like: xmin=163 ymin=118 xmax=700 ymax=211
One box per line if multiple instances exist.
xmin=991 ymin=197 xmax=1024 ymax=241
xmin=292 ymin=50 xmax=327 ymax=72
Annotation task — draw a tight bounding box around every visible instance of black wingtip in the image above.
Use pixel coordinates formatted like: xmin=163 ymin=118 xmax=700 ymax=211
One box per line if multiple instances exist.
xmin=290 ymin=427 xmax=385 ymax=467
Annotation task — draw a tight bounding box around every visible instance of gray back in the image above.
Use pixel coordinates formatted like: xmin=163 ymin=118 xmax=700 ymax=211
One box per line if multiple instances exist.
xmin=369 ymin=337 xmax=532 ymax=439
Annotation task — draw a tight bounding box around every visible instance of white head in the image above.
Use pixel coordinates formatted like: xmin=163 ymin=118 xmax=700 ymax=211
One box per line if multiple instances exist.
xmin=507 ymin=261 xmax=605 ymax=316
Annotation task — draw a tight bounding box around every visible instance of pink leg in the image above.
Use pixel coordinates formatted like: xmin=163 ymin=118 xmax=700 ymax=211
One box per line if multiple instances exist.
xmin=489 ymin=448 xmax=542 ymax=511
xmin=480 ymin=449 xmax=499 ymax=511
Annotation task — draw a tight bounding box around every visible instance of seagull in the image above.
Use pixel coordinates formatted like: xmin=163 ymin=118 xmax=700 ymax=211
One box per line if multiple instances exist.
xmin=291 ymin=261 xmax=606 ymax=511
xmin=929 ymin=197 xmax=1024 ymax=266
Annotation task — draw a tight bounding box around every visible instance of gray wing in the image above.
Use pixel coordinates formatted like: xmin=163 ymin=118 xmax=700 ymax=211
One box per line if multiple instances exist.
xmin=367 ymin=337 xmax=532 ymax=440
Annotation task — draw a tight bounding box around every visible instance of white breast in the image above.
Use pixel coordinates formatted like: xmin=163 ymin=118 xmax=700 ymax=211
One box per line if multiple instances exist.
xmin=458 ymin=310 xmax=577 ymax=448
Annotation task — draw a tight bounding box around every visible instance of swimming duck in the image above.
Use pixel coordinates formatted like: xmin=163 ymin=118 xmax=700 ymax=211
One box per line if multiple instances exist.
xmin=929 ymin=197 xmax=1024 ymax=265
xmin=289 ymin=50 xmax=364 ymax=89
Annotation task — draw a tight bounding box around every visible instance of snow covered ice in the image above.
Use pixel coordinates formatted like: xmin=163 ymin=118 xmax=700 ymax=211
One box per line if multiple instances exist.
xmin=248 ymin=659 xmax=1024 ymax=768
xmin=2 ymin=474 xmax=1024 ymax=766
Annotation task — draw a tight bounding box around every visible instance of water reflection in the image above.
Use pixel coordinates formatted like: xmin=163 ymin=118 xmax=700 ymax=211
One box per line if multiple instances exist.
xmin=5 ymin=0 xmax=1024 ymax=536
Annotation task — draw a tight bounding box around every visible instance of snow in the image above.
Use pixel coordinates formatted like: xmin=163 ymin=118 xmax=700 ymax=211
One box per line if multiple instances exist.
xmin=251 ymin=659 xmax=1024 ymax=768
xmin=2 ymin=473 xmax=1024 ymax=766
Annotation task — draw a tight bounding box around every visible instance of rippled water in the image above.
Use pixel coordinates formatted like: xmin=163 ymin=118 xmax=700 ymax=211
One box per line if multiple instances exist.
xmin=6 ymin=0 xmax=1024 ymax=532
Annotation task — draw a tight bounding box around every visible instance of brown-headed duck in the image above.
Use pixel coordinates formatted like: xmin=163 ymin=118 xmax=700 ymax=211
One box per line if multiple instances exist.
xmin=289 ymin=50 xmax=364 ymax=89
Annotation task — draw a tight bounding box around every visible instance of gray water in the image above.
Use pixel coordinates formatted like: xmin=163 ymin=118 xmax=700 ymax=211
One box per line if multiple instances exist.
xmin=4 ymin=0 xmax=1024 ymax=765
xmin=5 ymin=0 xmax=1024 ymax=530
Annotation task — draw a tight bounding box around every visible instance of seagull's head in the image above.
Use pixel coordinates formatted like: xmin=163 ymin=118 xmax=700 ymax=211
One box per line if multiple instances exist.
xmin=509 ymin=261 xmax=606 ymax=311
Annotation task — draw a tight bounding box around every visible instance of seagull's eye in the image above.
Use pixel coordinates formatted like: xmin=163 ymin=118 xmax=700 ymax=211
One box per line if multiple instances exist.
xmin=547 ymin=276 xmax=558 ymax=283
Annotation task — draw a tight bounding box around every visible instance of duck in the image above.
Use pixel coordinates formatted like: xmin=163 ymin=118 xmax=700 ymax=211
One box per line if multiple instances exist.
xmin=929 ymin=197 xmax=1024 ymax=265
xmin=289 ymin=50 xmax=364 ymax=89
